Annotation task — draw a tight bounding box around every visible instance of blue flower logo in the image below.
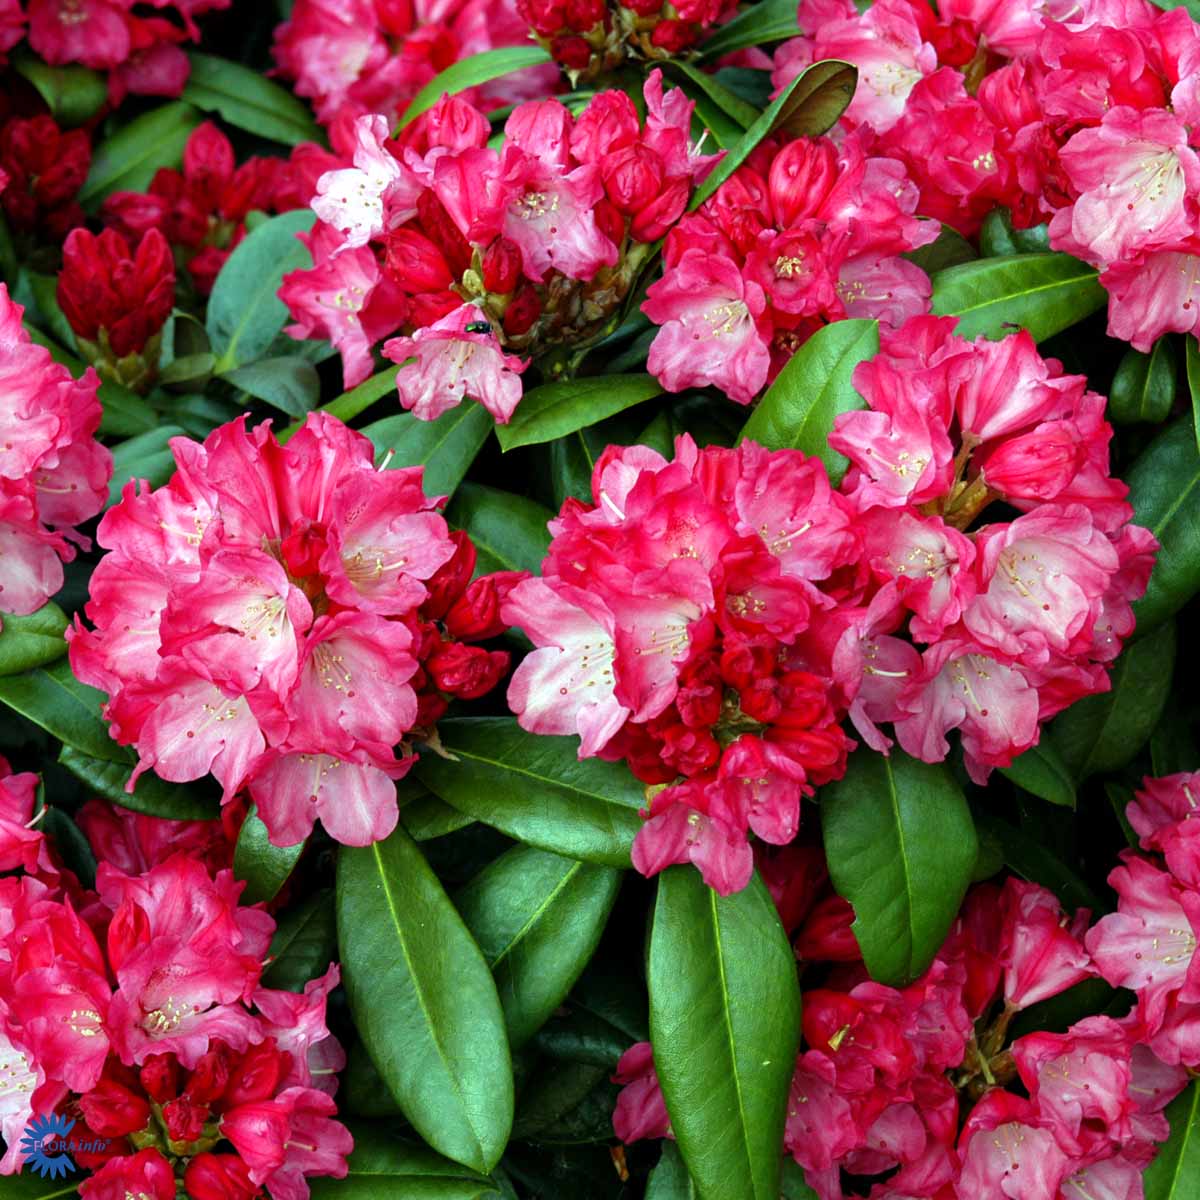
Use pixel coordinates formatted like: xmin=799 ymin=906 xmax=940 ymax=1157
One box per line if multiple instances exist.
xmin=19 ymin=1113 xmax=77 ymax=1179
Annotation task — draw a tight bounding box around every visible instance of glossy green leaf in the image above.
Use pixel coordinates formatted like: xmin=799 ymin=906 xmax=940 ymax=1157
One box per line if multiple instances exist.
xmin=207 ymin=209 xmax=317 ymax=371
xmin=646 ymin=1143 xmax=699 ymax=1199
xmin=511 ymin=1060 xmax=618 ymax=1143
xmin=414 ymin=718 xmax=643 ymax=868
xmin=698 ymin=0 xmax=799 ymax=61
xmin=401 ymin=782 xmax=476 ymax=840
xmin=496 ymin=374 xmax=663 ymax=451
xmin=40 ymin=805 xmax=97 ymax=890
xmin=445 ymin=483 xmax=553 ymax=575
xmin=160 ymin=352 xmax=216 ymax=386
xmin=1148 ymin=0 xmax=1200 ymax=21
xmin=999 ymin=739 xmax=1076 ymax=809
xmin=1051 ymin=619 xmax=1176 ymax=781
xmin=975 ymin=813 xmax=1103 ymax=912
xmin=691 ymin=60 xmax=856 ymax=209
xmin=0 ymin=1173 xmax=87 ymax=1199
xmin=262 ymin=889 xmax=337 ymax=992
xmin=80 ymin=101 xmax=203 ymax=205
xmin=1128 ymin=419 xmax=1200 ymax=631
xmin=58 ymin=746 xmax=220 ymax=820
xmin=978 ymin=209 xmax=1051 ymax=257
xmin=183 ymin=52 xmax=322 ymax=146
xmin=648 ymin=868 xmax=800 ymax=1200
xmin=930 ymin=253 xmax=1106 ymax=342
xmin=362 ymin=402 xmax=492 ymax=500
xmin=669 ymin=62 xmax=759 ymax=129
xmin=398 ymin=47 xmax=553 ymax=128
xmin=1188 ymin=337 xmax=1200 ymax=453
xmin=781 ymin=1161 xmax=821 ymax=1199
xmin=456 ymin=845 xmax=622 ymax=1047
xmin=821 ymin=749 xmax=978 ymax=985
xmin=1142 ymin=1078 xmax=1200 ymax=1199
xmin=0 ymin=659 xmax=124 ymax=763
xmin=0 ymin=603 xmax=68 ymax=676
xmin=281 ymin=365 xmax=400 ymax=442
xmin=233 ymin=804 xmax=307 ymax=904
xmin=1110 ymin=337 xmax=1177 ymax=425
xmin=223 ymin=356 xmax=320 ymax=417
xmin=738 ymin=318 xmax=878 ymax=483
xmin=11 ymin=50 xmax=107 ymax=126
xmin=107 ymin=425 xmax=187 ymax=509
xmin=905 ymin=225 xmax=977 ymax=276
xmin=344 ymin=1040 xmax=404 ymax=1117
xmin=337 ymin=826 xmax=513 ymax=1171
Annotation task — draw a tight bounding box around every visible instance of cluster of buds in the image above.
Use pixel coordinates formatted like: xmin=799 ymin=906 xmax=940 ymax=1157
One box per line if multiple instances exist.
xmin=0 ymin=114 xmax=90 ymax=239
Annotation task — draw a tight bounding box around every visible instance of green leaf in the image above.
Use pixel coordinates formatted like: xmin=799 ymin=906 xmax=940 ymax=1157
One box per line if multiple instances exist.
xmin=182 ymin=51 xmax=322 ymax=146
xmin=107 ymin=425 xmax=187 ymax=509
xmin=496 ymin=374 xmax=663 ymax=451
xmin=455 ymin=845 xmax=622 ymax=1047
xmin=207 ymin=209 xmax=317 ymax=371
xmin=11 ymin=49 xmax=107 ymax=126
xmin=1147 ymin=0 xmax=1200 ymax=20
xmin=223 ymin=356 xmax=320 ymax=417
xmin=309 ymin=1126 xmax=502 ymax=1200
xmin=0 ymin=659 xmax=124 ymax=762
xmin=738 ymin=318 xmax=878 ymax=484
xmin=690 ymin=60 xmax=856 ymax=209
xmin=648 ymin=868 xmax=800 ymax=1200
xmin=344 ymin=1040 xmax=404 ymax=1117
xmin=233 ymin=804 xmax=306 ymax=904
xmin=975 ymin=813 xmax=1103 ymax=912
xmin=1050 ymin=619 xmax=1176 ymax=781
xmin=511 ymin=1060 xmax=618 ymax=1143
xmin=646 ymin=1142 xmax=699 ymax=1199
xmin=1128 ymin=419 xmax=1200 ymax=632
xmin=820 ymin=748 xmax=978 ymax=986
xmin=0 ymin=603 xmax=68 ymax=676
xmin=80 ymin=101 xmax=203 ymax=205
xmin=978 ymin=209 xmax=1051 ymax=257
xmin=1110 ymin=337 xmax=1177 ymax=425
xmin=0 ymin=1173 xmax=86 ymax=1199
xmin=1188 ymin=337 xmax=1200 ymax=453
xmin=414 ymin=718 xmax=643 ymax=868
xmin=698 ymin=0 xmax=800 ymax=61
xmin=1142 ymin=1078 xmax=1200 ymax=1199
xmin=669 ymin=62 xmax=759 ymax=129
xmin=281 ymin=365 xmax=400 ymax=442
xmin=41 ymin=805 xmax=97 ymax=890
xmin=401 ymin=784 xmax=477 ymax=841
xmin=337 ymin=826 xmax=513 ymax=1172
xmin=930 ymin=253 xmax=1106 ymax=342
xmin=445 ymin=483 xmax=553 ymax=575
xmin=999 ymin=739 xmax=1076 ymax=809
xmin=904 ymin=224 xmax=977 ymax=276
xmin=781 ymin=1160 xmax=821 ymax=1199
xmin=262 ymin=889 xmax=337 ymax=992
xmin=58 ymin=746 xmax=220 ymax=820
xmin=361 ymin=402 xmax=493 ymax=501
xmin=160 ymin=352 xmax=216 ymax=386
xmin=398 ymin=47 xmax=554 ymax=129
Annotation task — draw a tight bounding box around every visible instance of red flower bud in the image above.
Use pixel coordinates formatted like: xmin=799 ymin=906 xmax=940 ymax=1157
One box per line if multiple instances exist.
xmin=183 ymin=121 xmax=235 ymax=208
xmin=422 ymin=530 xmax=477 ymax=619
xmin=416 ymin=190 xmax=473 ymax=280
xmin=0 ymin=116 xmax=91 ymax=231
xmin=223 ymin=1041 xmax=288 ymax=1108
xmin=409 ymin=289 xmax=463 ymax=327
xmin=184 ymin=1153 xmax=258 ymax=1200
xmin=503 ymin=283 xmax=542 ymax=336
xmin=188 ymin=244 xmax=231 ymax=297
xmin=767 ymin=138 xmax=839 ymax=228
xmin=979 ymin=426 xmax=1085 ymax=501
xmin=630 ymin=177 xmax=689 ymax=242
xmin=375 ymin=0 xmax=417 ymax=36
xmin=445 ymin=571 xmax=530 ymax=641
xmin=593 ymin=198 xmax=627 ymax=249
xmin=520 ymin=0 xmax=567 ymax=35
xmin=566 ymin=0 xmax=605 ymax=28
xmin=481 ymin=237 xmax=523 ymax=294
xmin=602 ymin=144 xmax=665 ymax=214
xmin=794 ymin=893 xmax=862 ymax=962
xmin=163 ymin=1095 xmax=209 ymax=1143
xmin=185 ymin=1045 xmax=233 ymax=1104
xmin=427 ymin=642 xmax=510 ymax=699
xmin=649 ymin=18 xmax=697 ymax=51
xmin=622 ymin=0 xmax=661 ymax=16
xmin=140 ymin=1054 xmax=181 ymax=1104
xmin=78 ymin=1079 xmax=152 ymax=1138
xmin=551 ymin=35 xmax=593 ymax=71
xmin=106 ymin=900 xmax=151 ymax=973
xmin=385 ymin=227 xmax=455 ymax=292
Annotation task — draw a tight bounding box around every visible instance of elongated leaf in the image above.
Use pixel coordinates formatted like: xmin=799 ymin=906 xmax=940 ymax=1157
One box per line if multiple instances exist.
xmin=183 ymin=52 xmax=322 ymax=146
xmin=107 ymin=425 xmax=187 ymax=509
xmin=58 ymin=746 xmax=220 ymax=820
xmin=281 ymin=365 xmax=400 ymax=442
xmin=646 ymin=1143 xmax=699 ymax=1200
xmin=648 ymin=868 xmax=800 ymax=1200
xmin=337 ymin=827 xmax=513 ymax=1171
xmin=691 ymin=60 xmax=856 ymax=209
xmin=12 ymin=50 xmax=107 ymax=126
xmin=1142 ymin=1078 xmax=1200 ymax=1199
xmin=511 ymin=1061 xmax=618 ymax=1143
xmin=0 ymin=603 xmax=68 ymax=676
xmin=398 ymin=47 xmax=553 ymax=128
xmin=698 ymin=0 xmax=800 ymax=61
xmin=223 ymin=356 xmax=320 ymax=417
xmin=207 ymin=210 xmax=317 ymax=371
xmin=738 ymin=318 xmax=877 ymax=483
xmin=669 ymin=62 xmax=759 ymax=129
xmin=1129 ymin=419 xmax=1200 ymax=631
xmin=234 ymin=804 xmax=307 ymax=904
xmin=931 ymin=253 xmax=1105 ymax=342
xmin=414 ymin=718 xmax=643 ymax=867
xmin=821 ymin=749 xmax=977 ymax=985
xmin=80 ymin=101 xmax=202 ymax=205
xmin=1188 ymin=338 xmax=1200 ymax=453
xmin=362 ymin=402 xmax=492 ymax=500
xmin=456 ymin=845 xmax=622 ymax=1047
xmin=401 ymin=782 xmax=476 ymax=840
xmin=0 ymin=1173 xmax=87 ymax=1199
xmin=1051 ymin=619 xmax=1176 ymax=781
xmin=999 ymin=739 xmax=1076 ymax=809
xmin=978 ymin=209 xmax=1051 ymax=257
xmin=445 ymin=483 xmax=553 ymax=575
xmin=0 ymin=659 xmax=124 ymax=763
xmin=975 ymin=813 xmax=1103 ymax=912
xmin=1110 ymin=337 xmax=1176 ymax=425
xmin=497 ymin=374 xmax=663 ymax=451
xmin=262 ymin=889 xmax=337 ymax=992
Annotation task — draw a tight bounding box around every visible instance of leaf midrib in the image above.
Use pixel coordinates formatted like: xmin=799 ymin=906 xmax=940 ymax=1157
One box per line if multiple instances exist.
xmin=885 ymin=756 xmax=916 ymax=976
xmin=488 ymin=861 xmax=581 ymax=970
xmin=939 ymin=261 xmax=1100 ymax=318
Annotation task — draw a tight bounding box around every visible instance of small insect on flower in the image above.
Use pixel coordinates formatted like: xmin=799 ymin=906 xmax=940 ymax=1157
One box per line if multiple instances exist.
xmin=464 ymin=320 xmax=493 ymax=333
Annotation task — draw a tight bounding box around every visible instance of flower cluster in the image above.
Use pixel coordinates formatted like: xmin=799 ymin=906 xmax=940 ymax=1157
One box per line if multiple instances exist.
xmin=772 ymin=0 xmax=1200 ymax=349
xmin=0 ymin=798 xmax=351 ymax=1199
xmin=641 ymin=131 xmax=939 ymax=405
xmin=0 ymin=0 xmax=231 ymax=105
xmin=614 ymin=846 xmax=1192 ymax=1200
xmin=271 ymin=0 xmax=556 ymax=133
xmin=68 ymin=411 xmax=521 ymax=849
xmin=280 ymin=72 xmax=716 ymax=424
xmin=825 ymin=314 xmax=1156 ymax=784
xmin=503 ymin=435 xmax=860 ymax=895
xmin=0 ymin=285 xmax=112 ymax=629
xmin=0 ymin=114 xmax=90 ymax=239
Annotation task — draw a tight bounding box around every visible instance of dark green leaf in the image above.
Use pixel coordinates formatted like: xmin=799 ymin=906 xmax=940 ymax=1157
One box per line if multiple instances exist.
xmin=281 ymin=366 xmax=400 ymax=442
xmin=262 ymin=889 xmax=337 ymax=992
xmin=456 ymin=845 xmax=622 ymax=1047
xmin=999 ymin=739 xmax=1076 ymax=809
xmin=414 ymin=718 xmax=643 ymax=868
xmin=1151 ymin=706 xmax=1197 ymax=778
xmin=930 ymin=253 xmax=1105 ymax=342
xmin=648 ymin=868 xmax=800 ymax=1200
xmin=738 ymin=318 xmax=878 ymax=484
xmin=698 ymin=0 xmax=799 ymax=61
xmin=11 ymin=49 xmax=107 ymax=126
xmin=1051 ymin=619 xmax=1176 ymax=780
xmin=160 ymin=352 xmax=216 ymax=386
xmin=821 ymin=749 xmax=977 ymax=985
xmin=445 ymin=483 xmax=553 ymax=575
xmin=1143 ymin=1078 xmax=1200 ymax=1199
xmin=497 ymin=374 xmax=663 ymax=451
xmin=1188 ymin=337 xmax=1200 ymax=453
xmin=223 ymin=356 xmax=320 ymax=417
xmin=183 ymin=51 xmax=322 ymax=146
xmin=1111 ymin=337 xmax=1177 ymax=426
xmin=58 ymin=746 xmax=220 ymax=820
xmin=337 ymin=826 xmax=513 ymax=1171
xmin=781 ymin=1160 xmax=821 ymax=1199
xmin=344 ymin=1040 xmax=404 ymax=1116
xmin=1105 ymin=782 xmax=1140 ymax=849
xmin=1009 ymin=977 xmax=1122 ymax=1041
xmin=398 ymin=47 xmax=554 ymax=128
xmin=107 ymin=425 xmax=187 ymax=509
xmin=978 ymin=209 xmax=1051 ymax=257
xmin=904 ymin=225 xmax=977 ymax=275
xmin=669 ymin=62 xmax=759 ymax=129
xmin=0 ymin=603 xmax=68 ymax=676
xmin=646 ymin=1143 xmax=699 ymax=1199
xmin=27 ymin=271 xmax=78 ymax=348
xmin=80 ymin=101 xmax=203 ymax=205
xmin=511 ymin=1060 xmax=612 ymax=1140
xmin=207 ymin=209 xmax=317 ymax=371
xmin=233 ymin=804 xmax=307 ymax=904
xmin=401 ymin=781 xmax=477 ymax=840
xmin=0 ymin=659 xmax=124 ymax=762
xmin=0 ymin=1173 xmax=87 ymax=1199
xmin=974 ymin=813 xmax=1103 ymax=912
xmin=362 ymin=402 xmax=492 ymax=500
